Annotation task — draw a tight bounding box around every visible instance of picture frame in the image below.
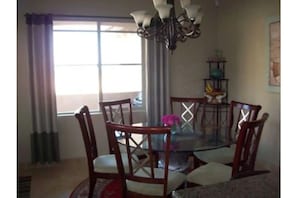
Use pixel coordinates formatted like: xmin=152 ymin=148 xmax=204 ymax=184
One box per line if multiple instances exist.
xmin=266 ymin=16 xmax=280 ymax=92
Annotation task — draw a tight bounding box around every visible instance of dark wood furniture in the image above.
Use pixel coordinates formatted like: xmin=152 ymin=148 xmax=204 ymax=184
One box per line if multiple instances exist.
xmin=187 ymin=113 xmax=269 ymax=186
xmin=203 ymin=60 xmax=229 ymax=134
xmin=124 ymin=123 xmax=230 ymax=152
xmin=74 ymin=105 xmax=119 ymax=198
xmin=170 ymin=97 xmax=207 ymax=132
xmin=204 ymin=60 xmax=228 ymax=103
xmin=119 ymin=122 xmax=231 ymax=173
xmin=193 ymin=100 xmax=262 ymax=166
xmin=99 ymin=98 xmax=133 ymax=154
xmin=227 ymin=101 xmax=262 ymax=142
xmin=106 ymin=122 xmax=186 ymax=198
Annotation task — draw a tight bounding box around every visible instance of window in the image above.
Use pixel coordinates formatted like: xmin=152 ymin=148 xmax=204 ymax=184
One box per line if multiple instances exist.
xmin=53 ymin=18 xmax=144 ymax=114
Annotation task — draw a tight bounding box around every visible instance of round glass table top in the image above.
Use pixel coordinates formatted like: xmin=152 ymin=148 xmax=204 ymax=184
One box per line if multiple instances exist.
xmin=117 ymin=123 xmax=230 ymax=152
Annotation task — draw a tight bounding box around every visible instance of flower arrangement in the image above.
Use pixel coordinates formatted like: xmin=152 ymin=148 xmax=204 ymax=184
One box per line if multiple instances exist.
xmin=161 ymin=114 xmax=181 ymax=127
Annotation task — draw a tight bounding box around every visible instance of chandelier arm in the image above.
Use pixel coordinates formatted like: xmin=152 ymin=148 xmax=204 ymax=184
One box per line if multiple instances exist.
xmin=175 ymin=18 xmax=187 ymax=42
xmin=188 ymin=24 xmax=201 ymax=38
xmin=137 ymin=28 xmax=157 ymax=39
xmin=131 ymin=0 xmax=202 ymax=51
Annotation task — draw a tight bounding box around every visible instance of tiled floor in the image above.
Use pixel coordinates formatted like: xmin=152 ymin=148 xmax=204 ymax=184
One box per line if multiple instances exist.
xmin=18 ymin=156 xmax=192 ymax=198
xmin=18 ymin=158 xmax=88 ymax=198
xmin=18 ymin=157 xmax=277 ymax=198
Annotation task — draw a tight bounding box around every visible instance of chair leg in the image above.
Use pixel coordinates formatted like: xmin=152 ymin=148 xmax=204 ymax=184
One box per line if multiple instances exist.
xmin=89 ymin=177 xmax=96 ymax=198
xmin=186 ymin=155 xmax=195 ymax=172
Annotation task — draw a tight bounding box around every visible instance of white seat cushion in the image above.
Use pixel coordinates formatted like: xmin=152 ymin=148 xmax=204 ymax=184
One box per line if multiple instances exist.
xmin=187 ymin=162 xmax=232 ymax=185
xmin=93 ymin=153 xmax=137 ymax=173
xmin=126 ymin=167 xmax=186 ymax=196
xmin=193 ymin=145 xmax=236 ymax=164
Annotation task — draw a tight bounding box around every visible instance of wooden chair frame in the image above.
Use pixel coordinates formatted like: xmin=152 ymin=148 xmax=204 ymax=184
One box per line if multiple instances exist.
xmin=99 ymin=98 xmax=133 ymax=154
xmin=187 ymin=113 xmax=269 ymax=186
xmin=232 ymin=113 xmax=269 ymax=177
xmin=106 ymin=122 xmax=185 ymax=198
xmin=74 ymin=105 xmax=119 ymax=198
xmin=193 ymin=100 xmax=262 ymax=167
xmin=170 ymin=97 xmax=207 ymax=132
xmin=227 ymin=100 xmax=262 ymax=143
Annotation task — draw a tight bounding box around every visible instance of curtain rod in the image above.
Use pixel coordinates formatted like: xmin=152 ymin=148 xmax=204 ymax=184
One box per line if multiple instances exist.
xmin=54 ymin=14 xmax=131 ymax=20
xmin=25 ymin=13 xmax=131 ymax=20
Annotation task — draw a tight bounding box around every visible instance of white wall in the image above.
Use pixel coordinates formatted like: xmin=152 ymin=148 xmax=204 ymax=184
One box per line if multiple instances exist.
xmin=18 ymin=0 xmax=217 ymax=163
xmin=57 ymin=112 xmax=146 ymax=159
xmin=17 ymin=0 xmax=153 ymax=163
xmin=217 ymin=0 xmax=280 ymax=171
xmin=18 ymin=0 xmax=280 ymax=171
xmin=170 ymin=0 xmax=218 ymax=97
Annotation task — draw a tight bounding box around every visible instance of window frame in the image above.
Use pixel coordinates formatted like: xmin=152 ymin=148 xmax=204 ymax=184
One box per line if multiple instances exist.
xmin=53 ymin=16 xmax=146 ymax=115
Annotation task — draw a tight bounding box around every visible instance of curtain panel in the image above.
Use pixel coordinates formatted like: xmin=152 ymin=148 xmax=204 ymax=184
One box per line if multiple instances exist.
xmin=26 ymin=14 xmax=60 ymax=164
xmin=145 ymin=38 xmax=170 ymax=125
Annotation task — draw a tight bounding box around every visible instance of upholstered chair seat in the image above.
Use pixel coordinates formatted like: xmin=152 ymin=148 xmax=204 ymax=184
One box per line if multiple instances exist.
xmin=187 ymin=113 xmax=269 ymax=187
xmin=193 ymin=144 xmax=236 ymax=164
xmin=93 ymin=153 xmax=138 ymax=173
xmin=193 ymin=101 xmax=262 ymax=166
xmin=187 ymin=162 xmax=232 ymax=185
xmin=75 ymin=105 xmax=121 ymax=198
xmin=106 ymin=122 xmax=187 ymax=197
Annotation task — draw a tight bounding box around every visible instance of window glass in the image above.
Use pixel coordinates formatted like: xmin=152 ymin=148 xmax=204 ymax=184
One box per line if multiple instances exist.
xmin=53 ymin=21 xmax=97 ymax=31
xmin=101 ymin=32 xmax=141 ymax=64
xmin=101 ymin=65 xmax=142 ymax=101
xmin=53 ymin=19 xmax=143 ymax=113
xmin=55 ymin=66 xmax=100 ymax=113
xmin=53 ymin=32 xmax=98 ymax=65
xmin=55 ymin=66 xmax=99 ymax=95
xmin=100 ymin=22 xmax=136 ymax=32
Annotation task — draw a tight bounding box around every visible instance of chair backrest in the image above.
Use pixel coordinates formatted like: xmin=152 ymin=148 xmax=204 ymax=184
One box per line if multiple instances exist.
xmin=232 ymin=113 xmax=269 ymax=178
xmin=170 ymin=97 xmax=206 ymax=132
xmin=99 ymin=98 xmax=133 ymax=153
xmin=227 ymin=100 xmax=262 ymax=142
xmin=106 ymin=122 xmax=172 ymax=197
xmin=74 ymin=105 xmax=98 ymax=176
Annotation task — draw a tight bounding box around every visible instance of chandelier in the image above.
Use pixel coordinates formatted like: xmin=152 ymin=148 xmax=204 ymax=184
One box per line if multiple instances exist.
xmin=130 ymin=0 xmax=203 ymax=52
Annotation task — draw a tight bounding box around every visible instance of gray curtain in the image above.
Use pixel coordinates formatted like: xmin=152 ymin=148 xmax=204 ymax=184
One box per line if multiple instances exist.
xmin=26 ymin=14 xmax=60 ymax=164
xmin=145 ymin=38 xmax=170 ymax=125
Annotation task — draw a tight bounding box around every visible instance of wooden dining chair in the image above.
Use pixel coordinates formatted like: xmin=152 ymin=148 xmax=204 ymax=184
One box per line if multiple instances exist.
xmin=170 ymin=97 xmax=207 ymax=132
xmin=193 ymin=100 xmax=262 ymax=166
xmin=106 ymin=122 xmax=186 ymax=198
xmin=99 ymin=98 xmax=133 ymax=154
xmin=187 ymin=113 xmax=269 ymax=186
xmin=74 ymin=105 xmax=120 ymax=198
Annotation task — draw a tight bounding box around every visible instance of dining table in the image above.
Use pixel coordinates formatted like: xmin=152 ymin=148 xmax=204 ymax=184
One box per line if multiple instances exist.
xmin=117 ymin=122 xmax=231 ymax=172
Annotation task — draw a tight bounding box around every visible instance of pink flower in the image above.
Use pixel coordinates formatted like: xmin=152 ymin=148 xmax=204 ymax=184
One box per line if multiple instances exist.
xmin=161 ymin=114 xmax=181 ymax=127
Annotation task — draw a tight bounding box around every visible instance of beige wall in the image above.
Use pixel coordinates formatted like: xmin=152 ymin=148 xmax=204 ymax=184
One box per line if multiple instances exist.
xmin=17 ymin=0 xmax=153 ymax=163
xmin=18 ymin=0 xmax=280 ymax=171
xmin=217 ymin=0 xmax=280 ymax=170
xmin=170 ymin=0 xmax=218 ymax=97
xmin=18 ymin=0 xmax=217 ymax=163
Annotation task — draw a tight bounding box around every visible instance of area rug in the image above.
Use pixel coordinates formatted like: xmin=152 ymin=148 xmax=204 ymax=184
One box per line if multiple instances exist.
xmin=70 ymin=178 xmax=122 ymax=198
xmin=18 ymin=176 xmax=31 ymax=198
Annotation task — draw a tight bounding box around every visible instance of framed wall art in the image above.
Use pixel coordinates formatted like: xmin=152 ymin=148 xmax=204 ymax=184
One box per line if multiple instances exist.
xmin=266 ymin=16 xmax=280 ymax=92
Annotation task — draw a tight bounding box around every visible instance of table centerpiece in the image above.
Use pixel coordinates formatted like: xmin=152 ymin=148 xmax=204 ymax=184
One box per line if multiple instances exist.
xmin=161 ymin=114 xmax=181 ymax=134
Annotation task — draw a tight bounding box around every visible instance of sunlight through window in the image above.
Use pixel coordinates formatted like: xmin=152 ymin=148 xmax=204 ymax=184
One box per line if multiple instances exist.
xmin=53 ymin=19 xmax=143 ymax=113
